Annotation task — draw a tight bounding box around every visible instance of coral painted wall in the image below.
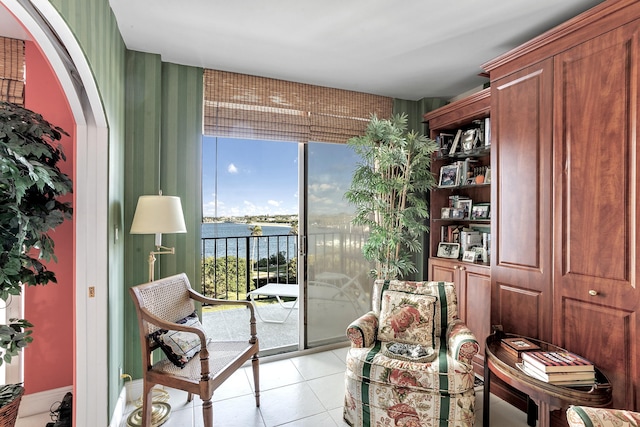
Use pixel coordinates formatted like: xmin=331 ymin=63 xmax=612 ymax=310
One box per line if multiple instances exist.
xmin=23 ymin=41 xmax=75 ymax=394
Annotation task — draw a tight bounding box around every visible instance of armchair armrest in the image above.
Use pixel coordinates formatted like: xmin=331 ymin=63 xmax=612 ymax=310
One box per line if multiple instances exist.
xmin=346 ymin=311 xmax=378 ymax=348
xmin=447 ymin=319 xmax=479 ymax=365
xmin=567 ymin=405 xmax=640 ymax=427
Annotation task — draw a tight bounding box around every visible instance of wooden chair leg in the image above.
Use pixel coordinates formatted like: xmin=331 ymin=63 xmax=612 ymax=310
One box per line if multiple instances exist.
xmin=202 ymin=399 xmax=213 ymax=427
xmin=251 ymin=355 xmax=260 ymax=407
xmin=141 ymin=381 xmax=155 ymax=427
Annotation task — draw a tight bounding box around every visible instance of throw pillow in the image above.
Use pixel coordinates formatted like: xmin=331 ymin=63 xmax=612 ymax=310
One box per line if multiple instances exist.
xmin=388 ymin=281 xmax=458 ymax=332
xmin=150 ymin=311 xmax=208 ymax=368
xmin=378 ymin=290 xmax=436 ymax=347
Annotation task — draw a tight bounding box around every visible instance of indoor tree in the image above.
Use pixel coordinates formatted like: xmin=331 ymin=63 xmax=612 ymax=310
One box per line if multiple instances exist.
xmin=0 ymin=101 xmax=73 ymax=367
xmin=345 ymin=113 xmax=437 ymax=280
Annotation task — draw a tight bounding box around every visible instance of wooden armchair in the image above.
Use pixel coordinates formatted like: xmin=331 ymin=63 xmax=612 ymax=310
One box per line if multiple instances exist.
xmin=129 ymin=273 xmax=259 ymax=427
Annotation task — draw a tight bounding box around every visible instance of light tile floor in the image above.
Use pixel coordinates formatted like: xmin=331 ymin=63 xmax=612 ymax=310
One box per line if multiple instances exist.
xmin=17 ymin=346 xmax=531 ymax=427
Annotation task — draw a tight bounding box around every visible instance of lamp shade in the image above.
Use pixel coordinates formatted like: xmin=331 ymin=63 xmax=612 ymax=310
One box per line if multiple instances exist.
xmin=130 ymin=195 xmax=187 ymax=234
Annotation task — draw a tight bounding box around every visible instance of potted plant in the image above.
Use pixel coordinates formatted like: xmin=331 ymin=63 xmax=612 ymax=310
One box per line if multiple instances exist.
xmin=345 ymin=113 xmax=437 ymax=280
xmin=0 ymin=101 xmax=72 ymax=423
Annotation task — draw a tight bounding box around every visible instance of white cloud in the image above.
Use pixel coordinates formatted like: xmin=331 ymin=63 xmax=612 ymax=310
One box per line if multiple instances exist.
xmin=268 ymin=200 xmax=280 ymax=207
xmin=308 ymin=183 xmax=335 ymax=193
xmin=227 ymin=163 xmax=238 ymax=174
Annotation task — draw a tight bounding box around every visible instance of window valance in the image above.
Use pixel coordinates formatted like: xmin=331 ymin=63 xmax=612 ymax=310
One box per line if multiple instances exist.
xmin=203 ymin=69 xmax=392 ymax=144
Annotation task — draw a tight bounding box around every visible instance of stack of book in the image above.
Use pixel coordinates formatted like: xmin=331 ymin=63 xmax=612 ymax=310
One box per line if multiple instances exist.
xmin=518 ymin=351 xmax=595 ymax=386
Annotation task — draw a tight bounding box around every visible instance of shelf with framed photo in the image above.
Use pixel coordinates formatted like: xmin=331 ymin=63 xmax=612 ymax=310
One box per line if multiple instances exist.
xmin=424 ymin=88 xmax=492 ymax=267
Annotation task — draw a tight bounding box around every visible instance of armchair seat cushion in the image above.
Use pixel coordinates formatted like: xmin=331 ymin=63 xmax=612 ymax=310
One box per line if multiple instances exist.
xmin=152 ymin=340 xmax=255 ymax=381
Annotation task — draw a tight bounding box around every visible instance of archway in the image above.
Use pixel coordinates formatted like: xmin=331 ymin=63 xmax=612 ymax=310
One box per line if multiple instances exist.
xmin=0 ymin=0 xmax=109 ymax=424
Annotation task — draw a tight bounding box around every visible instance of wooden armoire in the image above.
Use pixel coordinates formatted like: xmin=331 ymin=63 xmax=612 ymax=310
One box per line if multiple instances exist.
xmin=483 ymin=0 xmax=639 ymax=415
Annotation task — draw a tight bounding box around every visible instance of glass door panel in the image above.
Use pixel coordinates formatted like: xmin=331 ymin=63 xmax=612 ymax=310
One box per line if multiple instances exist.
xmin=304 ymin=142 xmax=372 ymax=347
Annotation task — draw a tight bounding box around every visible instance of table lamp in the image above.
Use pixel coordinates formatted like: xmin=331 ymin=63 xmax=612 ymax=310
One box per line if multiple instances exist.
xmin=130 ymin=193 xmax=187 ymax=282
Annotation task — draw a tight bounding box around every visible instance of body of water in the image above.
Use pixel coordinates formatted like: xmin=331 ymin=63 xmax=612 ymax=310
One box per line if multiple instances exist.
xmin=201 ymin=222 xmax=296 ymax=261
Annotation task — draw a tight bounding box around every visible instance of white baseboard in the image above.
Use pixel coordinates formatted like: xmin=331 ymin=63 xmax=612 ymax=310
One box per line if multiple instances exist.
xmin=17 ymin=385 xmax=73 ymax=418
xmin=109 ymin=379 xmax=143 ymax=427
xmin=108 ymin=383 xmax=129 ymax=427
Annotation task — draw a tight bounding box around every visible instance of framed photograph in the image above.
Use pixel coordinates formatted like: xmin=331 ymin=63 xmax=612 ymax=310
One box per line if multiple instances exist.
xmin=438 ymin=164 xmax=459 ymax=188
xmin=450 ymin=208 xmax=465 ymax=219
xmin=455 ymin=199 xmax=472 ymax=219
xmin=437 ymin=133 xmax=454 ymax=157
xmin=471 ymin=203 xmax=490 ymax=220
xmin=474 ymin=247 xmax=487 ymax=263
xmin=441 ymin=207 xmax=451 ymax=219
xmin=437 ymin=242 xmax=460 ymax=259
xmin=462 ymin=250 xmax=477 ymax=263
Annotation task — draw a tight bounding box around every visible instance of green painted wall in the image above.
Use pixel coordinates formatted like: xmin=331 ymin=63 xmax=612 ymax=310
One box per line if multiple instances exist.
xmin=158 ymin=62 xmax=203 ymax=287
xmin=123 ymin=53 xmax=203 ymax=378
xmin=50 ymin=0 xmax=127 ymax=417
xmin=393 ymin=97 xmax=448 ymax=279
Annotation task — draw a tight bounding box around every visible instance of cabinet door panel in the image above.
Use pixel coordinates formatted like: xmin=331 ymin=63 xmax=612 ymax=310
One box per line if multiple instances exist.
xmin=554 ymin=22 xmax=640 ymax=410
xmin=462 ymin=266 xmax=491 ymax=359
xmin=491 ymin=59 xmax=554 ymax=341
xmin=495 ymin=282 xmax=544 ymax=339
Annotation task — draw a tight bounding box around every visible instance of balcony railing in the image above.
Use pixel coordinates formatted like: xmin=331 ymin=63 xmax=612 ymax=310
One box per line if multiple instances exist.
xmin=201 ymin=233 xmax=297 ymax=300
xmin=200 ymin=230 xmax=369 ymax=301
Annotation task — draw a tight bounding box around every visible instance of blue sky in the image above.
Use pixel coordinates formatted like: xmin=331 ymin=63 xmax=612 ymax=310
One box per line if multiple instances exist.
xmin=202 ymin=137 xmax=299 ymax=217
xmin=202 ymin=136 xmax=360 ymax=218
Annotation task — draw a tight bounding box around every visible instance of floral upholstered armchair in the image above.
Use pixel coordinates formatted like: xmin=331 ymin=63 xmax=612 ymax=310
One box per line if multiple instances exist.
xmin=567 ymin=405 xmax=640 ymax=426
xmin=344 ymin=280 xmax=480 ymax=427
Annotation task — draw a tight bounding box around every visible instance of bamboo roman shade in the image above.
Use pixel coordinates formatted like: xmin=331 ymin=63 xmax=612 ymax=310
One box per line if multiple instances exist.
xmin=203 ymin=69 xmax=392 ymax=144
xmin=0 ymin=37 xmax=25 ymax=106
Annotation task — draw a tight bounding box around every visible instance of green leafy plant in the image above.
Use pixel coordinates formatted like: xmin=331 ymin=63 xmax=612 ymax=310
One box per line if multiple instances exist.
xmin=345 ymin=113 xmax=437 ymax=280
xmin=0 ymin=383 xmax=23 ymax=408
xmin=0 ymin=101 xmax=73 ymax=366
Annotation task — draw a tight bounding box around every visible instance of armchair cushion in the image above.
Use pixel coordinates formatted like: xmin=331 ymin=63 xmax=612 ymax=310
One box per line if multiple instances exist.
xmin=378 ymin=290 xmax=436 ymax=347
xmin=150 ymin=311 xmax=209 ymax=368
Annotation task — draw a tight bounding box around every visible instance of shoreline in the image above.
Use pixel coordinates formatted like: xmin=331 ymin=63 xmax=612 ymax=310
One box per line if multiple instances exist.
xmin=203 ymin=221 xmax=292 ymax=227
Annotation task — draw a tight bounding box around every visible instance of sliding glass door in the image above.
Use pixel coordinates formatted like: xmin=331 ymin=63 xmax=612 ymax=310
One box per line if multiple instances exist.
xmin=302 ymin=142 xmax=372 ymax=348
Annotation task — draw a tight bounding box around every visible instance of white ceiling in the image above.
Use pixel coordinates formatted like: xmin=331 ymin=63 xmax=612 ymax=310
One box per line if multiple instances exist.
xmin=3 ymin=1 xmax=604 ymax=100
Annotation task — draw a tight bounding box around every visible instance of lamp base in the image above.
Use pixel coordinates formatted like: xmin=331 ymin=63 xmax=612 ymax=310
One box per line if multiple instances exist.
xmin=126 ymin=401 xmax=171 ymax=427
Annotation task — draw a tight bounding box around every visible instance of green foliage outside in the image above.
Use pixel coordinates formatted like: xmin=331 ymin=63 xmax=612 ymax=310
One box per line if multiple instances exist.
xmin=345 ymin=113 xmax=437 ymax=280
xmin=203 ymin=256 xmax=248 ymax=299
xmin=0 ymin=102 xmax=73 ymax=366
xmin=203 ymin=252 xmax=297 ymax=300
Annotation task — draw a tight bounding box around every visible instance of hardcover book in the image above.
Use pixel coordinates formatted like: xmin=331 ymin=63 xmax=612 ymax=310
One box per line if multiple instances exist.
xmin=500 ymin=337 xmax=540 ymax=357
xmin=521 ymin=351 xmax=594 ymax=373
xmin=516 ymin=363 xmax=596 ymax=386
